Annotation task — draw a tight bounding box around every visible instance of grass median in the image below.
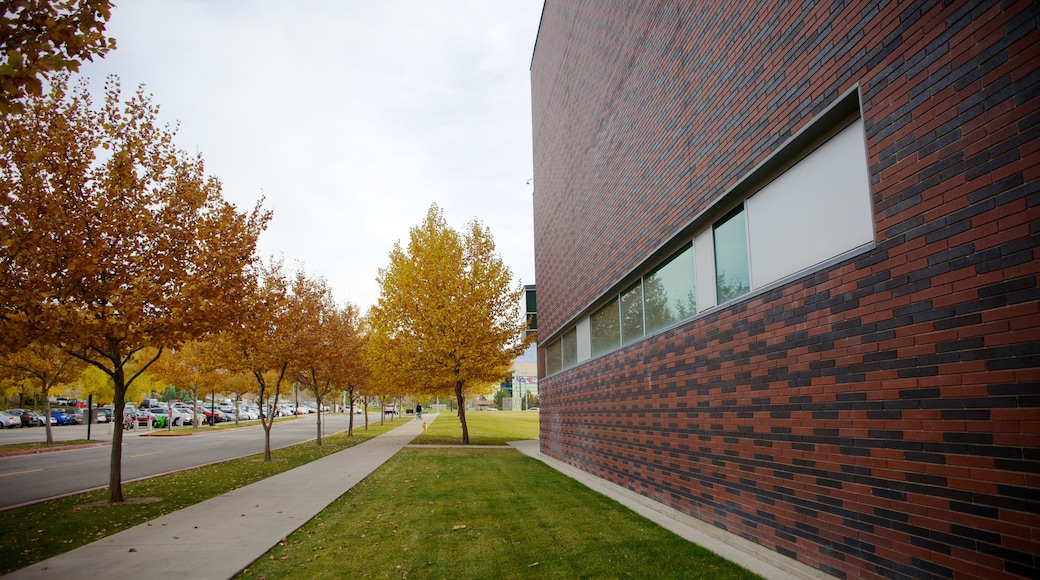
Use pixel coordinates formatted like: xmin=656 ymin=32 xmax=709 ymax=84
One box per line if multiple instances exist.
xmin=0 ymin=419 xmax=395 ymax=576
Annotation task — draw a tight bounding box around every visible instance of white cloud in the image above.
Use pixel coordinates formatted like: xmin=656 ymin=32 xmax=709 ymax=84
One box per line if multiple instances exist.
xmin=79 ymin=0 xmax=543 ymax=311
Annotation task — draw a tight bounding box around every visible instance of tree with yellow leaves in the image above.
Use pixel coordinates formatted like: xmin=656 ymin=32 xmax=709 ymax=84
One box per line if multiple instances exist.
xmin=0 ymin=341 xmax=83 ymax=443
xmin=368 ymin=205 xmax=534 ymax=444
xmin=0 ymin=74 xmax=269 ymax=503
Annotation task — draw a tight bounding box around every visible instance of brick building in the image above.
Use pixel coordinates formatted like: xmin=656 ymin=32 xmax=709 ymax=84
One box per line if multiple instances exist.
xmin=530 ymin=2 xmax=1038 ymax=578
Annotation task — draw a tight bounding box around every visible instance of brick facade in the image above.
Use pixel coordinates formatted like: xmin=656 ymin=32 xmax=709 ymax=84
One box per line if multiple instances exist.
xmin=530 ymin=1 xmax=1039 ymax=578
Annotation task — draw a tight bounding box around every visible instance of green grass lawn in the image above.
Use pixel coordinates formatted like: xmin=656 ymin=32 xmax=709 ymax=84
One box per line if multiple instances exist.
xmin=236 ymin=448 xmax=761 ymax=580
xmin=412 ymin=410 xmax=539 ymax=445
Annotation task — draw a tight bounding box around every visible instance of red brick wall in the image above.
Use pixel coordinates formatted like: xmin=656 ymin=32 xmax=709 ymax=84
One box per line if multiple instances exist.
xmin=531 ymin=1 xmax=1040 ymax=578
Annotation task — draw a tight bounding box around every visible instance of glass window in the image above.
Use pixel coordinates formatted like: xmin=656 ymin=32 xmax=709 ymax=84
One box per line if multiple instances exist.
xmin=644 ymin=242 xmax=696 ymax=334
xmin=714 ymin=204 xmax=751 ymax=303
xmin=562 ymin=327 xmax=578 ymax=368
xmin=621 ymin=281 xmax=644 ymax=345
xmin=545 ymin=339 xmax=561 ymax=374
xmin=590 ymin=299 xmax=620 ymax=356
xmin=525 ymin=288 xmax=537 ymax=314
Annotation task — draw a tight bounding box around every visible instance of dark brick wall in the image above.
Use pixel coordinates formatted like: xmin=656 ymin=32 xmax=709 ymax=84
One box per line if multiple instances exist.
xmin=531 ymin=1 xmax=1040 ymax=578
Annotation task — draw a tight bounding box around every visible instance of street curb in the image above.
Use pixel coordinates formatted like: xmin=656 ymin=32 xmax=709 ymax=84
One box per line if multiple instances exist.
xmin=0 ymin=441 xmax=110 ymax=458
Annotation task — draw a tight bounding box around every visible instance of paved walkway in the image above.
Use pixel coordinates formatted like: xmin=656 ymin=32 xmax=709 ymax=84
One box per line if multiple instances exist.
xmin=4 ymin=415 xmax=434 ymax=580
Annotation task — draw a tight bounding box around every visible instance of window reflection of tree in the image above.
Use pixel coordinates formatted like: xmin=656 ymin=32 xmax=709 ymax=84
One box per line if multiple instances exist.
xmin=716 ymin=270 xmax=750 ymax=304
xmin=621 ymin=283 xmax=644 ymax=344
xmin=590 ymin=300 xmax=620 ymax=356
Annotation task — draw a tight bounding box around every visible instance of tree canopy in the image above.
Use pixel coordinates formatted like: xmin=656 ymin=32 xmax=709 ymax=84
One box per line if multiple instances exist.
xmin=0 ymin=74 xmax=269 ymax=502
xmin=368 ymin=204 xmax=533 ymax=443
xmin=0 ymin=0 xmax=115 ymax=113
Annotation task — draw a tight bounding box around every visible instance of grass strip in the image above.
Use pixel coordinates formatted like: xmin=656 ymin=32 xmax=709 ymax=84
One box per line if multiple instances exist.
xmin=237 ymin=448 xmax=761 ymax=580
xmin=0 ymin=421 xmax=395 ymax=575
xmin=411 ymin=410 xmax=539 ymax=445
xmin=0 ymin=439 xmax=99 ymax=453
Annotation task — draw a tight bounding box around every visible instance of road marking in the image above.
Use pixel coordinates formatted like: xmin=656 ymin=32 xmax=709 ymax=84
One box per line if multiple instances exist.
xmin=130 ymin=451 xmax=162 ymax=458
xmin=0 ymin=469 xmax=43 ymax=478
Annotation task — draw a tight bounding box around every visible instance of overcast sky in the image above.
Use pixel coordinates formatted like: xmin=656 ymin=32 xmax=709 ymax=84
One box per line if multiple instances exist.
xmin=78 ymin=0 xmax=544 ymax=312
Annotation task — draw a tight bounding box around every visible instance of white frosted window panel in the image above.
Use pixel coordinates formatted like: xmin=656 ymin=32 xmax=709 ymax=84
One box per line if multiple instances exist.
xmin=746 ymin=119 xmax=875 ymax=289
xmin=576 ymin=317 xmax=592 ymax=362
xmin=694 ymin=229 xmax=717 ymax=310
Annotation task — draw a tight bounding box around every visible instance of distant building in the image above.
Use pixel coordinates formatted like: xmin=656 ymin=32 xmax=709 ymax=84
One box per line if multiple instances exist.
xmin=503 ymin=343 xmax=538 ymax=410
xmin=531 ymin=2 xmax=1039 ymax=579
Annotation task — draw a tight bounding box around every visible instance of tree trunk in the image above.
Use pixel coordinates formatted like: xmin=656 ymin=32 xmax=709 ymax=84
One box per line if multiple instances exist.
xmin=347 ymin=389 xmax=354 ymax=436
xmin=191 ymin=385 xmax=200 ymax=430
xmin=455 ymin=382 xmax=469 ymax=444
xmin=43 ymin=397 xmax=53 ymax=444
xmin=108 ymin=367 xmax=126 ymax=504
xmin=315 ymin=399 xmax=322 ymax=446
xmin=257 ymin=384 xmax=273 ymax=461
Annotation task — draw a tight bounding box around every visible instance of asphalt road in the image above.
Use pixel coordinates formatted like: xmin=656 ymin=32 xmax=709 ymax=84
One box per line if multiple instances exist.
xmin=0 ymin=412 xmax=390 ymax=509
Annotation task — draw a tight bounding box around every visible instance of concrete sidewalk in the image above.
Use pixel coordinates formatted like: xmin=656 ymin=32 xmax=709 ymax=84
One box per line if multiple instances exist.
xmin=4 ymin=415 xmax=433 ymax=580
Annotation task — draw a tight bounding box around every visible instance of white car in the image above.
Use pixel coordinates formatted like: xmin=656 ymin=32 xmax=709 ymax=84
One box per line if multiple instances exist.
xmin=148 ymin=405 xmax=187 ymax=426
xmin=0 ymin=410 xmax=23 ymax=428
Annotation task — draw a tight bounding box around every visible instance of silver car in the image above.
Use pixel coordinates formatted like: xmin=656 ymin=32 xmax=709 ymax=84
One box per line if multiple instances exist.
xmin=0 ymin=410 xmax=24 ymax=428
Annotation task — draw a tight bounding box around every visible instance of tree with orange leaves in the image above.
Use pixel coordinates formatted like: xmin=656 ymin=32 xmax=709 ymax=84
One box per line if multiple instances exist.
xmin=0 ymin=74 xmax=269 ymax=503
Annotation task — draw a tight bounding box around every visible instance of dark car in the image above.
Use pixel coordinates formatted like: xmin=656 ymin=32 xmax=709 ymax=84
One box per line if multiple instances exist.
xmin=19 ymin=410 xmax=46 ymax=427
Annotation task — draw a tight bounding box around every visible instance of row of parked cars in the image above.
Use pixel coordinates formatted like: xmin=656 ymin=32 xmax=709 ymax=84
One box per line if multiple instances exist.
xmin=0 ymin=407 xmax=109 ymax=428
xmin=123 ymin=401 xmax=275 ymax=429
xmin=3 ymin=399 xmax=333 ymax=430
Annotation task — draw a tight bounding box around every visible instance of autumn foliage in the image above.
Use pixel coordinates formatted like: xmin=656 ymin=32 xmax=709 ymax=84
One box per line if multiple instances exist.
xmin=0 ymin=74 xmax=269 ymax=502
xmin=368 ymin=205 xmax=533 ymax=444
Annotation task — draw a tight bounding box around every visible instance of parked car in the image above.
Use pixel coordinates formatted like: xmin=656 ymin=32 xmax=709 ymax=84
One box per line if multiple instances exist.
xmin=1 ymin=410 xmax=24 ymax=428
xmin=96 ymin=409 xmax=112 ymax=423
xmin=164 ymin=406 xmax=187 ymax=426
xmin=48 ymin=409 xmax=75 ymax=426
xmin=172 ymin=405 xmax=197 ymax=425
xmin=131 ymin=410 xmax=155 ymax=427
xmin=19 ymin=410 xmax=46 ymax=427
